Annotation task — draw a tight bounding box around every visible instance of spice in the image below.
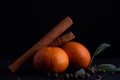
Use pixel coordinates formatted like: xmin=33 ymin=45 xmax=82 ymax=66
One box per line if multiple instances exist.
xmin=53 ymin=73 xmax=59 ymax=78
xmin=46 ymin=73 xmax=51 ymax=77
xmin=96 ymin=75 xmax=102 ymax=80
xmin=49 ymin=32 xmax=75 ymax=47
xmin=74 ymin=74 xmax=78 ymax=79
xmin=69 ymin=73 xmax=74 ymax=78
xmin=64 ymin=73 xmax=70 ymax=79
xmin=85 ymin=72 xmax=91 ymax=78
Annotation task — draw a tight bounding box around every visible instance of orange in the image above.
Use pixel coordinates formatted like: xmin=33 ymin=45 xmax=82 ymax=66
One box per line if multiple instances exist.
xmin=62 ymin=41 xmax=91 ymax=69
xmin=33 ymin=47 xmax=69 ymax=73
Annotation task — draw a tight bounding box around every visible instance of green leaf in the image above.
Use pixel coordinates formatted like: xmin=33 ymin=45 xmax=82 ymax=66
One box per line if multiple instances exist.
xmin=96 ymin=64 xmax=117 ymax=72
xmin=75 ymin=69 xmax=85 ymax=76
xmin=88 ymin=43 xmax=111 ymax=68
xmin=97 ymin=64 xmax=116 ymax=69
xmin=94 ymin=43 xmax=111 ymax=56
xmin=107 ymin=68 xmax=120 ymax=72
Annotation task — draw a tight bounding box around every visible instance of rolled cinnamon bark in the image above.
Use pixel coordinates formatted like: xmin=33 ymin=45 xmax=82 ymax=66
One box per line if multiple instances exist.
xmin=49 ymin=32 xmax=75 ymax=47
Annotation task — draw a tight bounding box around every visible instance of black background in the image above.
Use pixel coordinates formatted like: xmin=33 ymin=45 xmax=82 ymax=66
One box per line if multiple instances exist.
xmin=0 ymin=1 xmax=120 ymax=80
xmin=0 ymin=0 xmax=119 ymax=60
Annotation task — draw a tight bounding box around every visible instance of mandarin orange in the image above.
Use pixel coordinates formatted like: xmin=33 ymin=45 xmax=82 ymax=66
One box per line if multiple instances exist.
xmin=62 ymin=41 xmax=91 ymax=68
xmin=33 ymin=47 xmax=69 ymax=73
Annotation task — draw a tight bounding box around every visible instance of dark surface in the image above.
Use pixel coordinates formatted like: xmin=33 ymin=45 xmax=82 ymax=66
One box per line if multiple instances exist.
xmin=0 ymin=57 xmax=120 ymax=80
xmin=1 ymin=0 xmax=120 ymax=80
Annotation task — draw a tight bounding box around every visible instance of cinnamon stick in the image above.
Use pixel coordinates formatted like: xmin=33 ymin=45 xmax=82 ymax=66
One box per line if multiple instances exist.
xmin=49 ymin=32 xmax=75 ymax=47
xmin=8 ymin=16 xmax=73 ymax=73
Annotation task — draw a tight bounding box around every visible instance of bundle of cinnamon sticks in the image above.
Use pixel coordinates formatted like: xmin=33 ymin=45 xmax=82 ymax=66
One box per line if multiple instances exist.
xmin=8 ymin=16 xmax=75 ymax=73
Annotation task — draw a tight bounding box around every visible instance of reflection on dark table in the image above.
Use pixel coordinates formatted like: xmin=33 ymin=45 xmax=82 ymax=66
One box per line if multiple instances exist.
xmin=0 ymin=55 xmax=120 ymax=80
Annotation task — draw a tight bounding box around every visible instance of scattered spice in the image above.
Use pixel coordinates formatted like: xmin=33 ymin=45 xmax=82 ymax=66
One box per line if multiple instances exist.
xmin=96 ymin=75 xmax=102 ymax=80
xmin=69 ymin=73 xmax=74 ymax=78
xmin=80 ymin=74 xmax=85 ymax=79
xmin=46 ymin=73 xmax=51 ymax=77
xmin=53 ymin=73 xmax=59 ymax=78
xmin=64 ymin=73 xmax=70 ymax=79
xmin=85 ymin=72 xmax=91 ymax=78
xmin=74 ymin=74 xmax=78 ymax=79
